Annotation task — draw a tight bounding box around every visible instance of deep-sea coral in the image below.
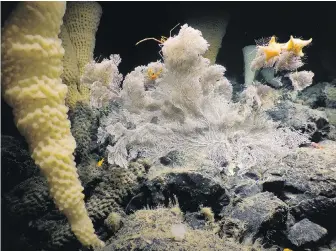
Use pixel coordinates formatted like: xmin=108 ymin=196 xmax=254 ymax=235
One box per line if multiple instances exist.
xmin=4 ymin=176 xmax=52 ymax=219
xmin=81 ymin=54 xmax=123 ymax=108
xmin=1 ymin=135 xmax=39 ymax=192
xmin=251 ymin=35 xmax=314 ymax=93
xmin=69 ymin=101 xmax=99 ymax=163
xmin=1 ymin=2 xmax=103 ymax=247
xmin=86 ymin=161 xmax=147 ymax=222
xmin=288 ymin=70 xmax=315 ymax=91
xmin=60 ymin=1 xmax=102 ymax=109
xmin=95 ymin=24 xmax=309 ymax=176
xmin=63 ymin=2 xmax=102 ymax=75
xmin=104 ymin=212 xmax=123 ymax=233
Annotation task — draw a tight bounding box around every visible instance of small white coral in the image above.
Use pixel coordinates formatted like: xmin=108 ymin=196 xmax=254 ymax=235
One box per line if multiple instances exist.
xmin=200 ymin=64 xmax=228 ymax=96
xmin=162 ymin=24 xmax=209 ymax=72
xmin=81 ymin=54 xmax=123 ymax=108
xmin=121 ymin=66 xmax=149 ymax=113
xmin=288 ymin=70 xmax=314 ymax=91
xmin=82 ymin=54 xmax=122 ymax=88
xmin=275 ymin=51 xmax=304 ymax=72
xmin=98 ymin=24 xmax=309 ymax=176
xmin=89 ymin=82 xmax=115 ymax=108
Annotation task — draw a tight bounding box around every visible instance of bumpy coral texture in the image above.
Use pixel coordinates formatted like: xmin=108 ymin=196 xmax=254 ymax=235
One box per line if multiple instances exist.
xmin=1 ymin=2 xmax=103 ymax=247
xmin=59 ymin=24 xmax=90 ymax=109
xmin=86 ymin=161 xmax=147 ymax=222
xmin=5 ymin=176 xmax=52 ymax=219
xmin=63 ymin=1 xmax=102 ymax=75
xmin=69 ymin=102 xmax=99 ymax=163
xmin=60 ymin=2 xmax=102 ymax=109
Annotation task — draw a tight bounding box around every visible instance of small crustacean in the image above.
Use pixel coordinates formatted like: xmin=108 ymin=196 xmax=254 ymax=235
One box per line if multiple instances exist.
xmin=147 ymin=67 xmax=163 ymax=80
xmin=135 ymin=23 xmax=180 ymax=46
xmin=96 ymin=158 xmax=104 ymax=167
xmin=311 ymin=142 xmax=324 ymax=150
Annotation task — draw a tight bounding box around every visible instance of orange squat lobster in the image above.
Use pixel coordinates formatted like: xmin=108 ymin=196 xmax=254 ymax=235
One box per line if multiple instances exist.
xmin=135 ymin=23 xmax=180 ymax=46
xmin=147 ymin=67 xmax=162 ymax=80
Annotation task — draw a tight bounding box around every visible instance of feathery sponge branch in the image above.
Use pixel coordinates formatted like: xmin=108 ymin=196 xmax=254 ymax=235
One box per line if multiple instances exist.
xmin=1 ymin=1 xmax=104 ymax=248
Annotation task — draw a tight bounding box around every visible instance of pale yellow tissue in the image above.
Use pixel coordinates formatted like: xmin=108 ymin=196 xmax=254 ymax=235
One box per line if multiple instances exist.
xmin=1 ymin=1 xmax=104 ymax=248
xmin=60 ymin=25 xmax=80 ymax=84
xmin=59 ymin=3 xmax=98 ymax=109
xmin=63 ymin=2 xmax=102 ymax=75
xmin=188 ymin=12 xmax=230 ymax=64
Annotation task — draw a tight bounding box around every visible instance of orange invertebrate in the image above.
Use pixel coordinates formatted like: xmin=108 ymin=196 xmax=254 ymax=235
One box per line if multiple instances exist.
xmin=147 ymin=67 xmax=163 ymax=80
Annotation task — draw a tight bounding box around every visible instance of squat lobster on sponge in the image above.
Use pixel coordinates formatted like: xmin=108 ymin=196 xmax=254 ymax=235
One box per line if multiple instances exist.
xmin=147 ymin=67 xmax=163 ymax=80
xmin=135 ymin=23 xmax=180 ymax=46
xmin=135 ymin=35 xmax=168 ymax=45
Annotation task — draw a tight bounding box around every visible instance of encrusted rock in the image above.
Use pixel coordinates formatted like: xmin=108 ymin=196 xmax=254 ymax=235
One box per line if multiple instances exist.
xmin=69 ymin=102 xmax=99 ymax=164
xmin=102 ymin=207 xmax=251 ymax=251
xmin=1 ymin=135 xmax=39 ymax=192
xmin=4 ymin=176 xmax=53 ymax=220
xmin=290 ymin=196 xmax=336 ymax=233
xmin=143 ymin=168 xmax=230 ymax=214
xmin=297 ymin=82 xmax=330 ymax=108
xmin=220 ymin=192 xmax=288 ymax=244
xmin=287 ymin=218 xmax=327 ymax=247
xmin=267 ymin=100 xmax=330 ymax=141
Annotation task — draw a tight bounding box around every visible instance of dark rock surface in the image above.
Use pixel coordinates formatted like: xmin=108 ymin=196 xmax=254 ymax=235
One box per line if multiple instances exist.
xmin=184 ymin=211 xmax=208 ymax=230
xmin=4 ymin=176 xmax=53 ymax=220
xmin=1 ymin=135 xmax=40 ymax=192
xmin=220 ymin=192 xmax=288 ymax=245
xmin=142 ymin=169 xmax=230 ymax=215
xmin=297 ymin=82 xmax=331 ymax=108
xmin=267 ymin=100 xmax=330 ymax=142
xmin=287 ymin=218 xmax=327 ymax=248
xmin=290 ymin=196 xmax=336 ymax=236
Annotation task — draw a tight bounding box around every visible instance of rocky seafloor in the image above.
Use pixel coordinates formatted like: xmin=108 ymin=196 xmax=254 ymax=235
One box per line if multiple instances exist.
xmin=2 ymin=82 xmax=336 ymax=251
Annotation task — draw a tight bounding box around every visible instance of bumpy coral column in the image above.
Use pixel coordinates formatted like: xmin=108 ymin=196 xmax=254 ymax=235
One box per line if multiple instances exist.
xmin=1 ymin=2 xmax=104 ymax=248
xmin=60 ymin=2 xmax=102 ymax=109
xmin=63 ymin=1 xmax=102 ymax=75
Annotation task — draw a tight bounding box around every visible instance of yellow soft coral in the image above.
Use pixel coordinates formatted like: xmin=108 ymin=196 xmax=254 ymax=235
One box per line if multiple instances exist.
xmin=283 ymin=35 xmax=312 ymax=57
xmin=1 ymin=1 xmax=104 ymax=248
xmin=261 ymin=36 xmax=282 ymax=61
xmin=261 ymin=35 xmax=312 ymax=61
